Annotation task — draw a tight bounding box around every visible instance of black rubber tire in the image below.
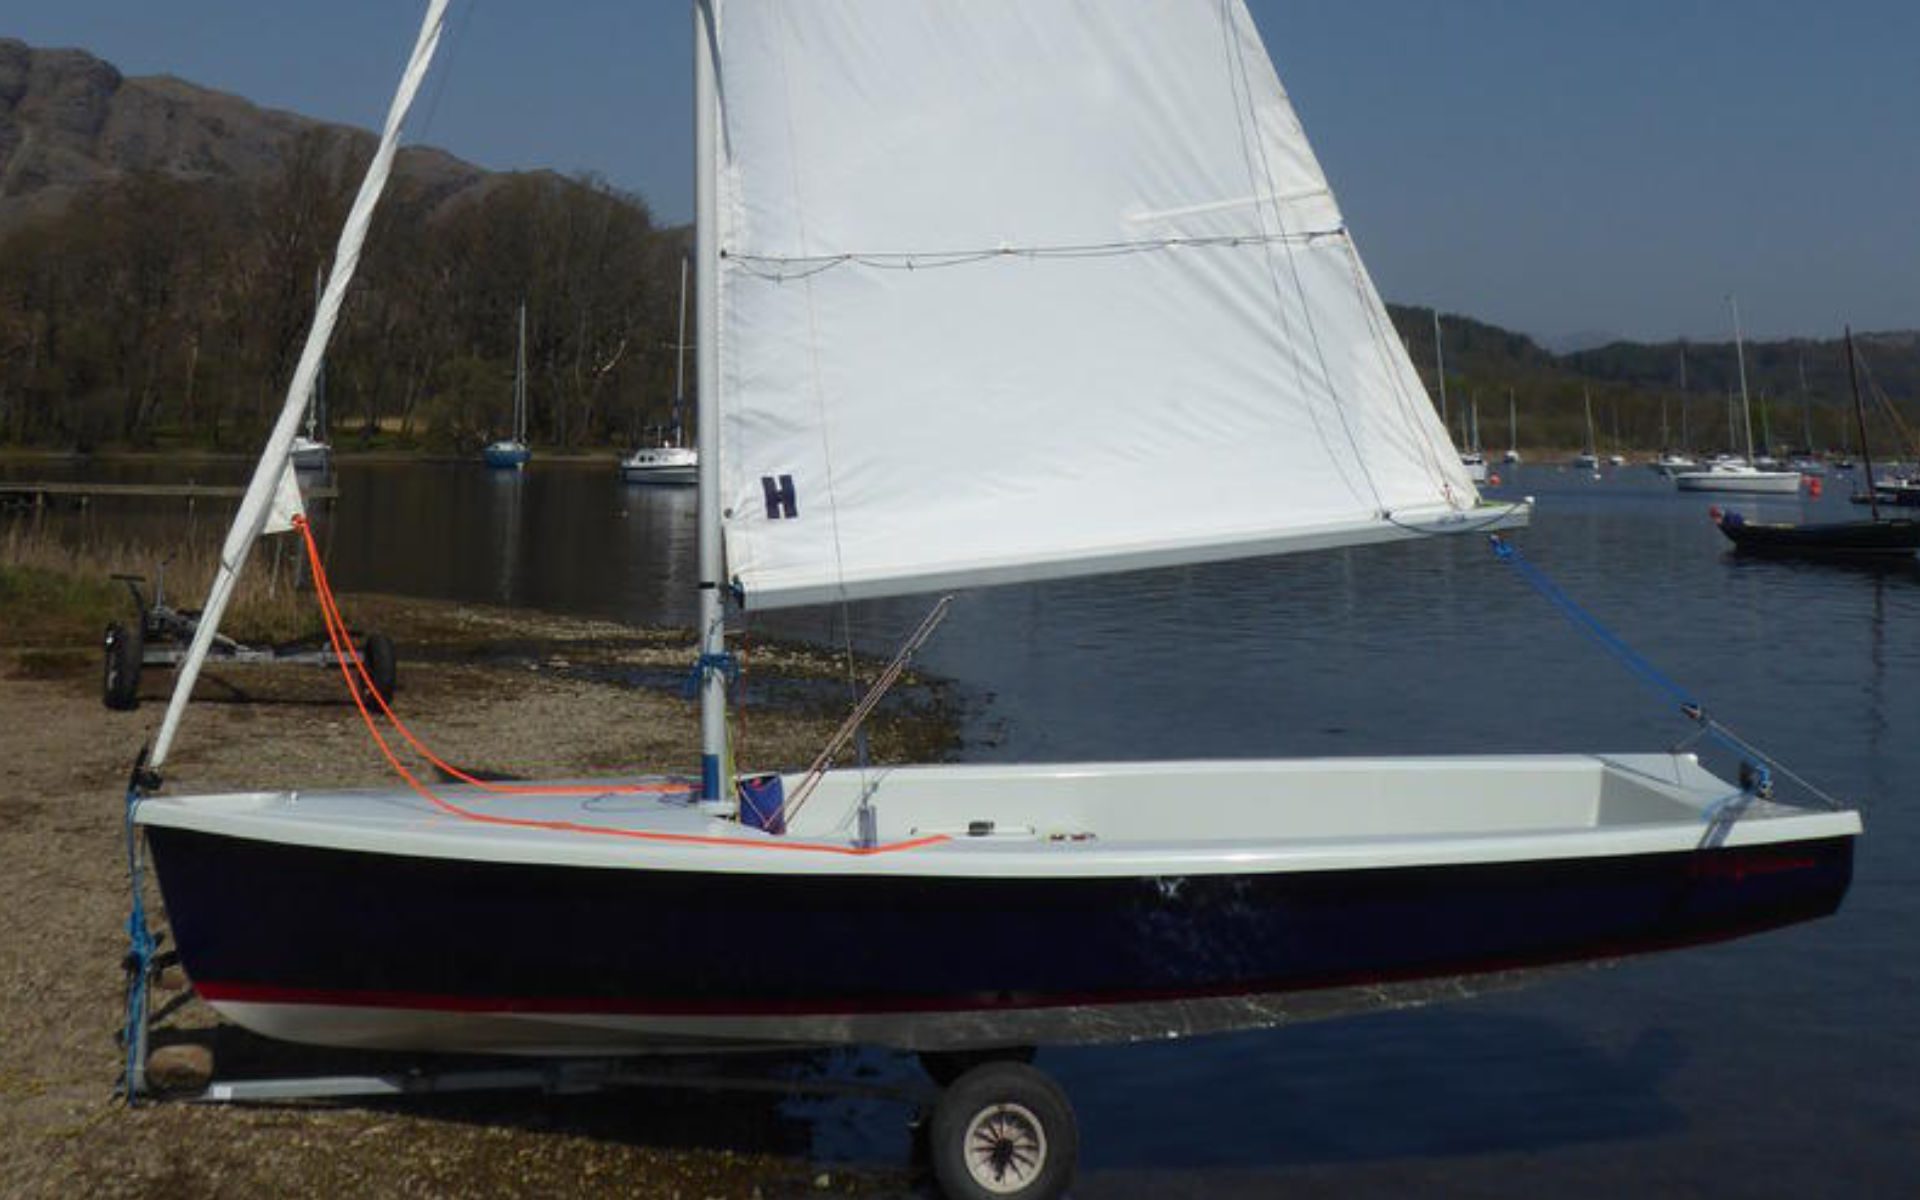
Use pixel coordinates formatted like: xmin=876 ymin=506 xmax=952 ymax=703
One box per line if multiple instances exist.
xmin=929 ymin=1060 xmax=1077 ymax=1200
xmin=359 ymin=632 xmax=398 ymax=704
xmin=920 ymin=1045 xmax=1037 ymax=1088
xmin=103 ymin=621 xmax=143 ymax=710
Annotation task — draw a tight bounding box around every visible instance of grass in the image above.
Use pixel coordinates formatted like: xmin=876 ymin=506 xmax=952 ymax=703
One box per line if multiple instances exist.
xmin=0 ymin=522 xmax=323 ymax=652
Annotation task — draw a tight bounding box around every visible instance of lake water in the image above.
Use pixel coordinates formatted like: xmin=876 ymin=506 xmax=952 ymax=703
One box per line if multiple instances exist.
xmin=8 ymin=457 xmax=1917 ymax=1195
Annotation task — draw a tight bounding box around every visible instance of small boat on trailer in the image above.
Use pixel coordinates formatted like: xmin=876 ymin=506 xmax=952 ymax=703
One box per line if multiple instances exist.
xmin=138 ymin=756 xmax=1854 ymax=1057
xmin=125 ymin=5 xmax=1860 ymax=1197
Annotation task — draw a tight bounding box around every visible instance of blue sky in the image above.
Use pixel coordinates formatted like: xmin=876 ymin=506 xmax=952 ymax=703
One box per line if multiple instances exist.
xmin=10 ymin=1 xmax=1917 ymax=344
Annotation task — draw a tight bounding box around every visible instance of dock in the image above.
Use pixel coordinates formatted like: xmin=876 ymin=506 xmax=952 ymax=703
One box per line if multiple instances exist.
xmin=0 ymin=480 xmax=337 ymax=508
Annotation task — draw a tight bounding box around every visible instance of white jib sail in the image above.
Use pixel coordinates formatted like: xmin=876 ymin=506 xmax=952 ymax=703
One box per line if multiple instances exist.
xmin=150 ymin=0 xmax=451 ymax=769
xmin=712 ymin=1 xmax=1501 ymax=611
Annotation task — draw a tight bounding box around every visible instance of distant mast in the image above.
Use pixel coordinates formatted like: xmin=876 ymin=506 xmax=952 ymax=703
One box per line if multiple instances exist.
xmin=1798 ymin=353 xmax=1815 ymax=455
xmin=1846 ymin=327 xmax=1880 ymax=522
xmin=1729 ymin=294 xmax=1757 ymax=463
xmin=1677 ymin=342 xmax=1690 ymax=451
xmin=514 ymin=301 xmax=528 ymax=444
xmin=1432 ymin=310 xmax=1448 ymax=427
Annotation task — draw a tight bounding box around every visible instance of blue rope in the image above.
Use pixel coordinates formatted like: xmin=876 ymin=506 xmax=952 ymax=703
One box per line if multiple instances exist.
xmin=1489 ymin=536 xmax=1772 ymax=797
xmin=121 ymin=781 xmax=156 ymax=1103
xmin=681 ymin=651 xmax=740 ymax=699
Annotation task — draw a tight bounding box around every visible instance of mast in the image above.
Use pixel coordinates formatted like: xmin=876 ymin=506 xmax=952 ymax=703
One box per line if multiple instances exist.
xmin=673 ymin=253 xmax=690 ymax=446
xmin=1846 ymin=327 xmax=1880 ymax=522
xmin=1798 ymin=353 xmax=1814 ymax=454
xmin=1507 ymin=389 xmax=1517 ymax=456
xmin=1729 ymin=294 xmax=1756 ymax=463
xmin=1583 ymin=386 xmax=1595 ymax=455
xmin=694 ymin=0 xmax=728 ymax=803
xmin=1678 ymin=342 xmax=1690 ymax=451
xmin=514 ymin=301 xmax=528 ymax=443
xmin=1431 ymin=310 xmax=1448 ymax=427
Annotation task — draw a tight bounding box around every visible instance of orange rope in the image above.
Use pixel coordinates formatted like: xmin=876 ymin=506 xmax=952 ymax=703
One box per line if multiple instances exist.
xmin=291 ymin=516 xmax=945 ymax=857
xmin=298 ymin=515 xmax=678 ymax=797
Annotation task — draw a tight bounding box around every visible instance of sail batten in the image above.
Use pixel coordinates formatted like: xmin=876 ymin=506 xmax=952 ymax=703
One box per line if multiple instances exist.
xmin=713 ymin=1 xmax=1486 ymax=611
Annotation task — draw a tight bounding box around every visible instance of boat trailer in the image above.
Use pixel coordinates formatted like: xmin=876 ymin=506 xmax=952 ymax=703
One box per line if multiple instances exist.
xmin=122 ymin=944 xmax=1074 ymax=1199
xmin=101 ymin=567 xmax=395 ymax=711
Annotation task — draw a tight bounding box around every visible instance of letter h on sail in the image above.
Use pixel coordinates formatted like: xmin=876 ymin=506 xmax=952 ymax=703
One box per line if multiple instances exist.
xmin=762 ymin=474 xmax=798 ymax=519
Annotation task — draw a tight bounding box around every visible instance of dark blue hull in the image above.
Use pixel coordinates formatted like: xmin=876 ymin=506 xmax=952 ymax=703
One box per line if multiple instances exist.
xmin=143 ymin=826 xmax=1853 ymax=1050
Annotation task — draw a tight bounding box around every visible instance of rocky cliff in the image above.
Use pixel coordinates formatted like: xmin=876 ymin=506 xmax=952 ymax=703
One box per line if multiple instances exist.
xmin=0 ymin=39 xmax=487 ymax=229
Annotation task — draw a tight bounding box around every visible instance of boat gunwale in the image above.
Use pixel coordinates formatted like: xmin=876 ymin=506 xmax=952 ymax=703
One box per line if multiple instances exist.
xmin=133 ymin=754 xmax=1862 ymax=879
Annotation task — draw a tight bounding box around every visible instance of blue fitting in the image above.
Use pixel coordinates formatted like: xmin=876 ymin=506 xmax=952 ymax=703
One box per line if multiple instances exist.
xmin=681 ymin=651 xmax=740 ymax=699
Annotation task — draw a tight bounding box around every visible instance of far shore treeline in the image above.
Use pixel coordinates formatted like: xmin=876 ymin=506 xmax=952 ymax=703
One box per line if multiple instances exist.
xmin=0 ymin=129 xmax=686 ymax=455
xmin=0 ymin=132 xmax=1914 ymax=457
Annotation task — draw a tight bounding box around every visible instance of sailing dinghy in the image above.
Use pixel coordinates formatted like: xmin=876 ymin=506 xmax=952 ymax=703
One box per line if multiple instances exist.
xmin=128 ymin=4 xmax=1856 ymax=1195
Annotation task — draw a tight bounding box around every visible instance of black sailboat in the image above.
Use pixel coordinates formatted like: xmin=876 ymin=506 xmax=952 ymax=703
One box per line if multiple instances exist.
xmin=1714 ymin=327 xmax=1920 ymax=558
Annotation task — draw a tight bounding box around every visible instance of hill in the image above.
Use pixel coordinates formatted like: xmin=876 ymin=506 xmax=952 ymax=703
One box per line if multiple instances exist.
xmin=0 ymin=40 xmax=685 ymax=455
xmin=0 ymin=39 xmax=489 ymax=232
xmin=1386 ymin=305 xmax=1920 ymax=457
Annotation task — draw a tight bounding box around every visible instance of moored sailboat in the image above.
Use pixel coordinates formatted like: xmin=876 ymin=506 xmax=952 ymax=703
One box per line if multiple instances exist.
xmin=621 ymin=257 xmax=699 ymax=486
xmin=126 ymin=5 xmax=1856 ymax=1195
xmin=1676 ymin=298 xmax=1802 ymax=494
xmin=1714 ymin=328 xmax=1920 ymax=558
xmin=482 ymin=302 xmax=532 ymax=469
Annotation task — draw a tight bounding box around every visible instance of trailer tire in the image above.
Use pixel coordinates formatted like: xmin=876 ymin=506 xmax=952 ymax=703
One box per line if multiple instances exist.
xmin=930 ymin=1060 xmax=1076 ymax=1200
xmin=360 ymin=632 xmax=398 ymax=704
xmin=103 ymin=621 xmax=143 ymax=710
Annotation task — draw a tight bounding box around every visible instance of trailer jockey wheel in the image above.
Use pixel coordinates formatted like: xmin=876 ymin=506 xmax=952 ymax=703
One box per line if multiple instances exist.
xmin=930 ymin=1060 xmax=1077 ymax=1200
xmin=103 ymin=621 xmax=143 ymax=710
xmin=359 ymin=632 xmax=398 ymax=704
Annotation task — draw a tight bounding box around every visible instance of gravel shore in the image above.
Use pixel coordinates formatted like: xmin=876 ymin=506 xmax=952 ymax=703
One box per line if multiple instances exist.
xmin=2 ymin=597 xmax=938 ymax=1198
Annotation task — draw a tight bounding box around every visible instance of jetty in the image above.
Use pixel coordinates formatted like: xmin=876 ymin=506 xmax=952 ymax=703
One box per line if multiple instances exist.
xmin=0 ymin=480 xmax=337 ymax=509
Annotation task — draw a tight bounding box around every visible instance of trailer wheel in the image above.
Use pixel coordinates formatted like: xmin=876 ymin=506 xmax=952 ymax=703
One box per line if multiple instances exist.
xmin=930 ymin=1060 xmax=1076 ymax=1200
xmin=359 ymin=632 xmax=398 ymax=704
xmin=103 ymin=621 xmax=143 ymax=710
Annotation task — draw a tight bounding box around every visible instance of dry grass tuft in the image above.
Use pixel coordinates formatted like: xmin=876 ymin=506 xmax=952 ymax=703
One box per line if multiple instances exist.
xmin=0 ymin=521 xmax=322 ymax=650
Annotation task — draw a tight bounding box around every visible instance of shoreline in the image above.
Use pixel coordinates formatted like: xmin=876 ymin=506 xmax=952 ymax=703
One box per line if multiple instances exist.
xmin=2 ymin=594 xmax=943 ymax=1198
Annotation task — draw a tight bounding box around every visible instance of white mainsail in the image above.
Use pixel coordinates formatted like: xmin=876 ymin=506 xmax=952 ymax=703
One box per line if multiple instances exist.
xmin=712 ymin=1 xmax=1493 ymax=611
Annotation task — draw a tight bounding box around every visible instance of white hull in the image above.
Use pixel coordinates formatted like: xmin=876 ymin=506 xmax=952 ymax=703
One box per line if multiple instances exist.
xmin=211 ymin=963 xmax=1587 ymax=1057
xmin=1675 ymin=470 xmax=1803 ymax=494
xmin=621 ymin=446 xmax=698 ymax=485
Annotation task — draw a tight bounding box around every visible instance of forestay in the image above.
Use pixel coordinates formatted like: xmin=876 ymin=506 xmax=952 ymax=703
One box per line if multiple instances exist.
xmin=712 ymin=0 xmax=1485 ymax=611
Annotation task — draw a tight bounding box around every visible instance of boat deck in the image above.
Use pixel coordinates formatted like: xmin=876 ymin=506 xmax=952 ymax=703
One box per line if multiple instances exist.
xmin=134 ymin=754 xmax=1859 ymax=877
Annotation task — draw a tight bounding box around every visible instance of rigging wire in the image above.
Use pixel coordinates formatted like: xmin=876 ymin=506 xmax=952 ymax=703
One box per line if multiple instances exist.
xmin=1489 ymin=534 xmax=1846 ymax=812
